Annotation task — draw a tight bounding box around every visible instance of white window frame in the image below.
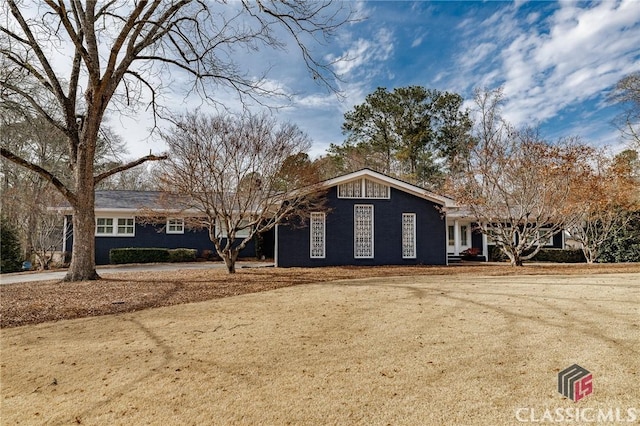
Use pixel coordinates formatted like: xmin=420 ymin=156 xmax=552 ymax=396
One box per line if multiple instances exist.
xmin=338 ymin=178 xmax=390 ymax=199
xmin=216 ymin=218 xmax=252 ymax=239
xmin=96 ymin=218 xmax=114 ymax=235
xmin=460 ymin=225 xmax=469 ymax=247
xmin=95 ymin=216 xmax=135 ymax=237
xmin=167 ymin=218 xmax=185 ymax=234
xmin=309 ymin=212 xmax=326 ymax=259
xmin=536 ymin=228 xmax=555 ymax=246
xmin=402 ymin=213 xmax=417 ymax=259
xmin=447 ymin=225 xmax=455 ymax=246
xmin=354 ymin=204 xmax=374 ymax=258
xmin=117 ymin=218 xmax=135 ymax=235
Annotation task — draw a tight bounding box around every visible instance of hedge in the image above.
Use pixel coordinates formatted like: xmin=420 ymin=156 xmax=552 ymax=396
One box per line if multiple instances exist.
xmin=168 ymin=248 xmax=197 ymax=263
xmin=109 ymin=248 xmax=201 ymax=264
xmin=109 ymin=248 xmax=170 ymax=264
xmin=488 ymin=246 xmax=586 ymax=263
xmin=531 ymin=248 xmax=586 ymax=263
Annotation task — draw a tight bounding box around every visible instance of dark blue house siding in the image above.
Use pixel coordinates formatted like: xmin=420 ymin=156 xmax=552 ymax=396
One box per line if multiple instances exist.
xmin=276 ymin=186 xmax=446 ymax=267
xmin=65 ymin=216 xmax=259 ymax=265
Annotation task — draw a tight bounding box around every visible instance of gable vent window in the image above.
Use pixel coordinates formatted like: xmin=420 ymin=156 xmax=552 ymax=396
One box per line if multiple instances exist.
xmin=354 ymin=204 xmax=374 ymax=258
xmin=402 ymin=213 xmax=416 ymax=259
xmin=338 ymin=180 xmax=362 ymax=198
xmin=309 ymin=212 xmax=326 ymax=258
xmin=338 ymin=178 xmax=389 ymax=199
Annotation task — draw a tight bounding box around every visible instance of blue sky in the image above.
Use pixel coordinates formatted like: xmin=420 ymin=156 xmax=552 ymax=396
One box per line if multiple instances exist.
xmin=122 ymin=0 xmax=640 ymax=159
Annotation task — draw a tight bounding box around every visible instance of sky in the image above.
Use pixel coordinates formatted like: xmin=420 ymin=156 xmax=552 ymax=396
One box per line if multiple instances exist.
xmin=115 ymin=0 xmax=640 ymax=160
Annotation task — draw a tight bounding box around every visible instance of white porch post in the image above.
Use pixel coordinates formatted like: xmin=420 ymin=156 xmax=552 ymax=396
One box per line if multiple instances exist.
xmin=453 ymin=219 xmax=460 ymax=256
xmin=274 ymin=224 xmax=279 ymax=267
xmin=62 ymin=215 xmax=68 ymax=253
xmin=482 ymin=224 xmax=488 ymax=262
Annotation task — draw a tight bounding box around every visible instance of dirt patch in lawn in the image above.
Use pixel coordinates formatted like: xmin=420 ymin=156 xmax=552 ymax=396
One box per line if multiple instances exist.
xmin=1 ymin=271 xmax=638 ymax=425
xmin=2 ymin=262 xmax=639 ymax=328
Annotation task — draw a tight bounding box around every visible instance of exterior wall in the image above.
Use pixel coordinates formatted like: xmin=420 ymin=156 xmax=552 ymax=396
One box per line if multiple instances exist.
xmin=276 ymin=186 xmax=446 ymax=267
xmin=65 ymin=216 xmax=259 ymax=265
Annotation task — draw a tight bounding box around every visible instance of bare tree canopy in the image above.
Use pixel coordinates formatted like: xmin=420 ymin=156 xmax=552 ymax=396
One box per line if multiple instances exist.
xmin=157 ymin=111 xmax=325 ymax=273
xmin=1 ymin=0 xmax=351 ymax=281
xmin=452 ymin=88 xmax=593 ymax=266
xmin=564 ymin=149 xmax=640 ymax=263
xmin=610 ymin=72 xmax=640 ymax=148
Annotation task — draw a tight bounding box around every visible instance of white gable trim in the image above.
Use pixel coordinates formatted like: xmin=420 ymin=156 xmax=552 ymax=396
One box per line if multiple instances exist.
xmin=322 ymin=169 xmax=455 ymax=207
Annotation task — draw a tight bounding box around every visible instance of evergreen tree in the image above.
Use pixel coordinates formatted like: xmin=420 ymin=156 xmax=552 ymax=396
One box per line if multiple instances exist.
xmin=1 ymin=219 xmax=23 ymax=273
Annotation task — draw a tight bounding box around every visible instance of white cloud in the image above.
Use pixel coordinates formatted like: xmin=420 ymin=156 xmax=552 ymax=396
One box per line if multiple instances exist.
xmin=453 ymin=0 xmax=640 ymax=136
xmin=328 ymin=27 xmax=394 ymax=78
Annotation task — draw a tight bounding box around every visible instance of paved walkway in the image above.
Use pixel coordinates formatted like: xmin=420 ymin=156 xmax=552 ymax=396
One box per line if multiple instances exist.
xmin=0 ymin=261 xmax=274 ymax=285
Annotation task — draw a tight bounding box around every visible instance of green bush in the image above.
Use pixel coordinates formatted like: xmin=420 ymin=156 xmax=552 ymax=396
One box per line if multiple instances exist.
xmin=599 ymin=212 xmax=640 ymax=263
xmin=168 ymin=248 xmax=197 ymax=263
xmin=488 ymin=246 xmax=586 ymax=263
xmin=531 ymin=248 xmax=585 ymax=263
xmin=1 ymin=219 xmax=23 ymax=273
xmin=488 ymin=245 xmax=507 ymax=262
xmin=109 ymin=248 xmax=170 ymax=264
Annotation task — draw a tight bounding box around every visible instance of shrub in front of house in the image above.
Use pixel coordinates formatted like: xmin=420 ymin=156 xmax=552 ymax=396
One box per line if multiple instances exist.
xmin=109 ymin=248 xmax=171 ymax=264
xmin=531 ymin=248 xmax=586 ymax=263
xmin=168 ymin=248 xmax=197 ymax=263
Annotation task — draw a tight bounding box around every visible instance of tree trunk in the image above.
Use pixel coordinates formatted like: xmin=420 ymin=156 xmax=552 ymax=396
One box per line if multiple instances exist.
xmin=64 ymin=203 xmax=100 ymax=281
xmin=506 ymin=249 xmax=524 ymax=266
xmin=583 ymin=247 xmax=596 ymax=264
xmin=221 ymin=250 xmax=239 ymax=274
xmin=64 ymin=133 xmax=100 ymax=281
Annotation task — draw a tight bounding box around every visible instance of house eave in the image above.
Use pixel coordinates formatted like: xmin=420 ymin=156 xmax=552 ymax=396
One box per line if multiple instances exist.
xmin=321 ymin=168 xmax=456 ymax=207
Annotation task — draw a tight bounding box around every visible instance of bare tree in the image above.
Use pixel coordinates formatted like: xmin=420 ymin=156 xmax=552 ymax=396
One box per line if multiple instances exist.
xmin=1 ymin=111 xmax=127 ymax=266
xmin=157 ymin=112 xmax=325 ymax=273
xmin=610 ymin=72 xmax=640 ymax=149
xmin=1 ymin=1 xmax=351 ymax=281
xmin=453 ymin=88 xmax=590 ymax=266
xmin=565 ymin=149 xmax=640 ymax=263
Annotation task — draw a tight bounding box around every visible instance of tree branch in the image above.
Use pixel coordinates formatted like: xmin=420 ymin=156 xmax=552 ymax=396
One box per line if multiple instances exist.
xmin=1 ymin=147 xmax=76 ymax=205
xmin=93 ymin=153 xmax=167 ymax=184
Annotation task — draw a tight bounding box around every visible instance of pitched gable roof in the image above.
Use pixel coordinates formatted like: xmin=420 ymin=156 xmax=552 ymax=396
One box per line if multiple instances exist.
xmin=321 ymin=168 xmax=456 ymax=207
xmin=52 ymin=190 xmax=189 ymax=213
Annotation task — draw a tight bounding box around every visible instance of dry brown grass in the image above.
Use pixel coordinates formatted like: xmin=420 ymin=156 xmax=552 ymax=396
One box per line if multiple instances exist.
xmin=1 ymin=264 xmax=639 ymax=425
xmin=2 ymin=262 xmax=639 ymax=328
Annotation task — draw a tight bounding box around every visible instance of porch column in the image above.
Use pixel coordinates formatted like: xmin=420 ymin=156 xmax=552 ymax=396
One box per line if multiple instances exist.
xmin=453 ymin=219 xmax=460 ymax=256
xmin=274 ymin=224 xmax=279 ymax=267
xmin=482 ymin=224 xmax=488 ymax=262
xmin=62 ymin=215 xmax=68 ymax=253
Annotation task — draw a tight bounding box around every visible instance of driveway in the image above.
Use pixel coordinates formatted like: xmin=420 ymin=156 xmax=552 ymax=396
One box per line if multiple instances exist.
xmin=0 ymin=261 xmax=274 ymax=285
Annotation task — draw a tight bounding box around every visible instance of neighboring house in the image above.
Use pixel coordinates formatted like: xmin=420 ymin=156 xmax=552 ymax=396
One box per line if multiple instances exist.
xmin=54 ymin=169 xmax=565 ymax=266
xmin=56 ymin=191 xmax=267 ymax=265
